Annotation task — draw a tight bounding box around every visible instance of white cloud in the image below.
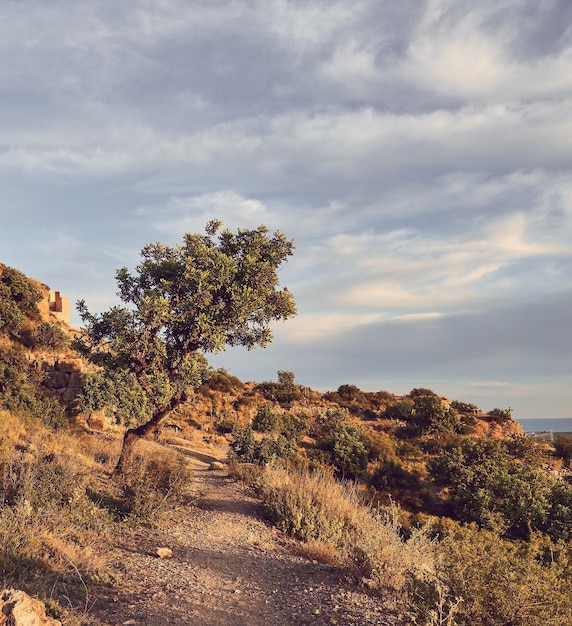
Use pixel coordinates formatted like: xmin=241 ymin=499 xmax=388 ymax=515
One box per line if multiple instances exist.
xmin=146 ymin=191 xmax=270 ymax=237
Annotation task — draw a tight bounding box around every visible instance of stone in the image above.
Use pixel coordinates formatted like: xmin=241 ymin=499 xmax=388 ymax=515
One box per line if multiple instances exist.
xmin=87 ymin=409 xmax=113 ymax=430
xmin=61 ymin=387 xmax=81 ymax=403
xmin=210 ymin=461 xmax=226 ymax=471
xmin=157 ymin=548 xmax=173 ymax=559
xmin=0 ymin=588 xmax=61 ymax=625
xmin=55 ymin=359 xmax=83 ymax=373
xmin=43 ymin=372 xmax=69 ymax=389
xmin=68 ymin=372 xmax=83 ymax=387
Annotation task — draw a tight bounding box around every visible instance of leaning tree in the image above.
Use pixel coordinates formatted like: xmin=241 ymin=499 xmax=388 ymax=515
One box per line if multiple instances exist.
xmin=73 ymin=220 xmax=296 ymax=472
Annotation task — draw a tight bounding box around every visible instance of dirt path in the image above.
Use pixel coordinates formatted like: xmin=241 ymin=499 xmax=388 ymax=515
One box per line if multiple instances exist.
xmin=87 ymin=443 xmax=398 ymax=626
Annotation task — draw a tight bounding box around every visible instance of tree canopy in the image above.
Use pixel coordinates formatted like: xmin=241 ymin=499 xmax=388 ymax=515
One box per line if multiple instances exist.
xmin=74 ymin=221 xmax=296 ymax=470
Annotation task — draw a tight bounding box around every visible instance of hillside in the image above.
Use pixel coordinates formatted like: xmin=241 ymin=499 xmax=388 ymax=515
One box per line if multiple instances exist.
xmin=1 ymin=263 xmax=572 ymax=625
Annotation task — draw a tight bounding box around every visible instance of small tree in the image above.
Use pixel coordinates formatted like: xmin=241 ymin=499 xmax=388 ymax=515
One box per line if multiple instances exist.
xmin=73 ymin=221 xmax=296 ymax=472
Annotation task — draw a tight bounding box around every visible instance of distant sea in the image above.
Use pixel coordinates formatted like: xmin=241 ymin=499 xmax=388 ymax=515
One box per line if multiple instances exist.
xmin=516 ymin=418 xmax=572 ymax=434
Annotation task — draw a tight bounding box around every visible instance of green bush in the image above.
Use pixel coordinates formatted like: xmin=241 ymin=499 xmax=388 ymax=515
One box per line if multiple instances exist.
xmin=0 ymin=343 xmax=68 ymax=430
xmin=408 ymin=524 xmax=572 ymax=626
xmin=33 ymin=322 xmax=69 ymax=351
xmin=410 ymin=396 xmax=460 ymax=436
xmin=383 ymin=398 xmax=415 ymax=421
xmin=430 ymin=439 xmax=572 ymax=541
xmin=450 ymin=400 xmax=480 ymax=413
xmin=362 ymin=428 xmax=397 ymax=463
xmin=229 ymin=424 xmax=299 ymax=465
xmin=0 ymin=265 xmax=42 ymax=338
xmin=315 ymin=409 xmax=368 ymax=479
xmin=554 ymin=434 xmax=572 ymax=467
xmin=252 ymin=404 xmax=282 ymax=432
xmin=256 ymin=370 xmax=304 ymax=405
xmin=200 ymin=368 xmax=244 ymax=394
xmin=488 ymin=407 xmax=513 ymax=423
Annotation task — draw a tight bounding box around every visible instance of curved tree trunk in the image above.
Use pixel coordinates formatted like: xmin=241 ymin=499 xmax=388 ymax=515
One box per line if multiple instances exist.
xmin=113 ymin=395 xmax=183 ymax=475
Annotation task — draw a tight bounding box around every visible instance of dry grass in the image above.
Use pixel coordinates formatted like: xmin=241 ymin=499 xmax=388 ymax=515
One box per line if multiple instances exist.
xmin=255 ymin=463 xmax=436 ymax=595
xmin=0 ymin=409 xmax=114 ymax=599
xmin=289 ymin=540 xmax=339 ymax=566
xmin=117 ymin=441 xmax=196 ymax=524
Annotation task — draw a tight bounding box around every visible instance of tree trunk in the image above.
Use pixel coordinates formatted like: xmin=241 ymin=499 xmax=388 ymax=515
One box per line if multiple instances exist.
xmin=113 ymin=396 xmax=183 ymax=475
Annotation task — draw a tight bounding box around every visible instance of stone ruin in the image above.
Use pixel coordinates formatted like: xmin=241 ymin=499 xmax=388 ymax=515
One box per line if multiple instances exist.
xmin=39 ymin=357 xmax=85 ymax=404
xmin=37 ymin=289 xmax=71 ymax=326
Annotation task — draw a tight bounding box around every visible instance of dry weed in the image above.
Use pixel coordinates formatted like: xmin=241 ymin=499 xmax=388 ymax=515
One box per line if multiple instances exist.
xmin=256 ymin=463 xmax=436 ymax=595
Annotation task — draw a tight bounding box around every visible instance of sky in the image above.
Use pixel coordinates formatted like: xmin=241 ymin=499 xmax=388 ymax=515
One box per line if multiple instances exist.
xmin=1 ymin=0 xmax=571 ymax=419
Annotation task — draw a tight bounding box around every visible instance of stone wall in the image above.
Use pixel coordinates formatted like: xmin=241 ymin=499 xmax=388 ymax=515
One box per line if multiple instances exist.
xmin=38 ymin=357 xmax=84 ymax=404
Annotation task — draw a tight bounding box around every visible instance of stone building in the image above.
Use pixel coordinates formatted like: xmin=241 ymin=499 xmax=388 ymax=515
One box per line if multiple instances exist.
xmin=38 ymin=290 xmax=71 ymax=326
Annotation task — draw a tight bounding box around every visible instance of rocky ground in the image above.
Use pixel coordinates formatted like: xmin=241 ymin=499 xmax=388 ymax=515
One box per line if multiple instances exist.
xmin=85 ymin=443 xmax=400 ymax=626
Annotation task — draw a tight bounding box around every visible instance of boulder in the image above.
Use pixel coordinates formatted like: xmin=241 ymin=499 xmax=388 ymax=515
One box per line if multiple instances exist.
xmin=0 ymin=589 xmax=61 ymax=626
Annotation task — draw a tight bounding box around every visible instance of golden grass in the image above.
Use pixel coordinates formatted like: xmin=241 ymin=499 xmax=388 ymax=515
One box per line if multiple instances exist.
xmin=256 ymin=463 xmax=435 ymax=595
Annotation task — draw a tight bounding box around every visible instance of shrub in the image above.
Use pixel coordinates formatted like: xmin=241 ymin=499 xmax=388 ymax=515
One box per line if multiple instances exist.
xmin=430 ymin=439 xmax=572 ymax=541
xmin=229 ymin=425 xmax=299 ymax=465
xmin=200 ymin=368 xmax=244 ymax=394
xmin=0 ymin=428 xmax=112 ymax=592
xmin=315 ymin=409 xmax=368 ymax=478
xmin=256 ymin=370 xmax=304 ymax=405
xmin=252 ymin=404 xmax=282 ymax=433
xmin=118 ymin=447 xmax=194 ymax=524
xmin=370 ymin=460 xmax=422 ymax=494
xmin=488 ymin=407 xmax=513 ymax=423
xmin=408 ymin=524 xmax=572 ymax=626
xmin=257 ymin=463 xmax=435 ymax=593
xmin=409 ymin=396 xmax=460 ymax=436
xmin=450 ymin=400 xmax=479 ymax=413
xmin=0 ymin=265 xmax=42 ymax=338
xmin=383 ymin=398 xmax=415 ymax=422
xmin=33 ymin=322 xmax=69 ymax=351
xmin=554 ymin=434 xmax=572 ymax=467
xmin=0 ymin=342 xmax=69 ymax=429
xmin=409 ymin=388 xmax=438 ymax=398
xmin=362 ymin=429 xmax=397 ymax=463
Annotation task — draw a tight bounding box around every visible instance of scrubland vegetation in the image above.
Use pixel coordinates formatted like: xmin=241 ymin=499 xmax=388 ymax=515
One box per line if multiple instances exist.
xmin=2 ymin=255 xmax=572 ymax=625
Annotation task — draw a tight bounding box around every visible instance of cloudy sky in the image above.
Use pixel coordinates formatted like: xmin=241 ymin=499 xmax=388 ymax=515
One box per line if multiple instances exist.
xmin=1 ymin=0 xmax=571 ymax=419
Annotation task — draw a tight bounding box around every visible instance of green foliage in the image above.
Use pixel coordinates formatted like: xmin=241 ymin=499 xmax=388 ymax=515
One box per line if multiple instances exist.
xmin=32 ymin=322 xmax=69 ymax=351
xmin=0 ymin=342 xmax=68 ymax=430
xmin=408 ymin=524 xmax=572 ymax=626
xmin=252 ymin=404 xmax=307 ymax=441
xmin=383 ymin=397 xmax=414 ymax=421
xmin=229 ymin=424 xmax=299 ymax=465
xmin=256 ymin=370 xmax=304 ymax=405
xmin=252 ymin=404 xmax=283 ymax=433
xmin=408 ymin=387 xmax=438 ymax=398
xmin=554 ymin=434 xmax=572 ymax=467
xmin=430 ymin=438 xmax=572 ymax=541
xmin=323 ymin=385 xmax=395 ymax=419
xmin=450 ymin=400 xmax=480 ymax=413
xmin=78 ymin=370 xmax=152 ymax=427
xmin=0 ymin=265 xmax=42 ymax=338
xmin=73 ymin=222 xmax=296 ymax=447
xmin=488 ymin=407 xmax=513 ymax=423
xmin=361 ymin=428 xmax=397 ymax=463
xmin=200 ymin=368 xmax=244 ymax=394
xmin=410 ymin=396 xmax=460 ymax=436
xmin=316 ymin=409 xmax=368 ymax=479
xmin=370 ymin=460 xmax=422 ymax=498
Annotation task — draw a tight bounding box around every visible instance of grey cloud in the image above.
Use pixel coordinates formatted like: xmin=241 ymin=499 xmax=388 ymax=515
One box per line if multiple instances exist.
xmin=0 ymin=0 xmax=571 ymax=417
